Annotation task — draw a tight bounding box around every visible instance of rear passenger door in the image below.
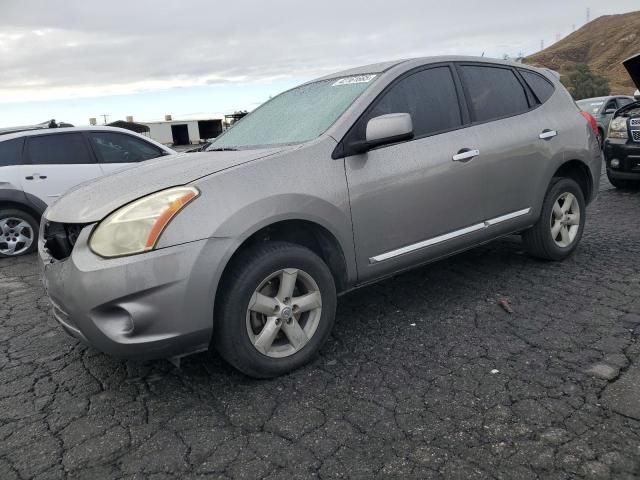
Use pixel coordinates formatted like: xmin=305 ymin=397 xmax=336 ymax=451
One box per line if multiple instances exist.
xmin=87 ymin=131 xmax=165 ymax=175
xmin=21 ymin=133 xmax=102 ymax=205
xmin=456 ymin=63 xmax=558 ymax=225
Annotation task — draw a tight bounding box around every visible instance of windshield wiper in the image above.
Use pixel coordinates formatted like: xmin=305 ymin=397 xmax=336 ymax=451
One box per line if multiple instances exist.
xmin=207 ymin=147 xmax=238 ymax=151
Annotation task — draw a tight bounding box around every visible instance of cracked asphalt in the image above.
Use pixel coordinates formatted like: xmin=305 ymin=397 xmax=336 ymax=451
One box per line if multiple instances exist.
xmin=1 ymin=177 xmax=640 ymax=479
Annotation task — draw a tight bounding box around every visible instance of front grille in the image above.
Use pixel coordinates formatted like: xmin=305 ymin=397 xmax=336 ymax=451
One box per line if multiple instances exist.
xmin=630 ymin=118 xmax=640 ymax=127
xmin=632 ymin=130 xmax=640 ymax=142
xmin=43 ymin=221 xmax=87 ymax=261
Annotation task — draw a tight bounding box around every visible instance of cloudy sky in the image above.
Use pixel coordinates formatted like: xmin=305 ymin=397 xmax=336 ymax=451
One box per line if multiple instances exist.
xmin=1 ymin=0 xmax=638 ymax=127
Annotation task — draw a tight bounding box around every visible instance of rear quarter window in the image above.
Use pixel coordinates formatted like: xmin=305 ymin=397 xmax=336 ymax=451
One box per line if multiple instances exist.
xmin=519 ymin=69 xmax=555 ymax=104
xmin=0 ymin=138 xmax=23 ymax=167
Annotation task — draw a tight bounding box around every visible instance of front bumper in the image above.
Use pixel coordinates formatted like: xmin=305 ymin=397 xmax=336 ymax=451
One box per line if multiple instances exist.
xmin=604 ymin=138 xmax=640 ymax=180
xmin=39 ymin=225 xmax=230 ymax=360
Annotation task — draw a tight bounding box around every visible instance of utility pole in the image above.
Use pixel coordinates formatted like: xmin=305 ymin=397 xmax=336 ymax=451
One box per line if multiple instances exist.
xmin=586 ymin=7 xmax=590 ymax=23
xmin=100 ymin=114 xmax=110 ymax=125
xmin=540 ymin=39 xmax=544 ymax=51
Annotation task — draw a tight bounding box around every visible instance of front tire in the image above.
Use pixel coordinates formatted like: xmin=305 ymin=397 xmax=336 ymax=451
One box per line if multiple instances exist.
xmin=606 ymin=171 xmax=638 ymax=189
xmin=0 ymin=208 xmax=39 ymax=258
xmin=214 ymin=241 xmax=337 ymax=378
xmin=522 ymin=178 xmax=586 ymax=261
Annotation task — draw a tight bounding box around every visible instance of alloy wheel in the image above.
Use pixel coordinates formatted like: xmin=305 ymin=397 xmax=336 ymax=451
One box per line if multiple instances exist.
xmin=245 ymin=268 xmax=322 ymax=358
xmin=550 ymin=192 xmax=581 ymax=248
xmin=0 ymin=217 xmax=34 ymax=256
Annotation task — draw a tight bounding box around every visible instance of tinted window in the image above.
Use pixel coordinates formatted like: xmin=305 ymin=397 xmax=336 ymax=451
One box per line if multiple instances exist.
xmin=617 ymin=97 xmax=633 ymax=108
xmin=88 ymin=132 xmax=162 ymax=163
xmin=519 ymin=70 xmax=555 ymax=104
xmin=604 ymin=99 xmax=617 ymax=112
xmin=27 ymin=134 xmax=93 ymax=165
xmin=0 ymin=138 xmax=23 ymax=167
xmin=459 ymin=65 xmax=530 ymax=122
xmin=359 ymin=66 xmax=462 ymax=139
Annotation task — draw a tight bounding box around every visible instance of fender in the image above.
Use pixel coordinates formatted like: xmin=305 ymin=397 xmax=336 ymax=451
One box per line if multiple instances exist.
xmin=0 ymin=186 xmax=47 ymax=218
xmin=159 ymin=192 xmax=358 ymax=287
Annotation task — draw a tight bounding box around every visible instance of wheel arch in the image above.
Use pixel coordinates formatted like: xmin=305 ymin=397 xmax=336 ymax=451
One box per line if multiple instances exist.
xmin=0 ymin=189 xmax=46 ymax=222
xmin=552 ymin=159 xmax=594 ymax=204
xmin=216 ymin=218 xmax=351 ymax=297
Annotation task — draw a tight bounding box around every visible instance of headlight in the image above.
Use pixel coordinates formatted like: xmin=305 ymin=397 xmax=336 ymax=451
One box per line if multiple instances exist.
xmin=90 ymin=186 xmax=199 ymax=258
xmin=608 ymin=117 xmax=628 ymax=139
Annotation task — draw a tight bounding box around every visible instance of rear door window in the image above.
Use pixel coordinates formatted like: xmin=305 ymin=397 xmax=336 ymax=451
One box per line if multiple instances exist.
xmin=0 ymin=138 xmax=24 ymax=167
xmin=27 ymin=134 xmax=94 ymax=165
xmin=458 ymin=65 xmax=530 ymax=122
xmin=519 ymin=70 xmax=555 ymax=104
xmin=88 ymin=132 xmax=163 ymax=163
xmin=356 ymin=66 xmax=463 ymax=139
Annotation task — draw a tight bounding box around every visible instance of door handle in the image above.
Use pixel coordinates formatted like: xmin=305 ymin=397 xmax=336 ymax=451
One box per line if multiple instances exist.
xmin=452 ymin=149 xmax=480 ymax=162
xmin=539 ymin=129 xmax=558 ymax=140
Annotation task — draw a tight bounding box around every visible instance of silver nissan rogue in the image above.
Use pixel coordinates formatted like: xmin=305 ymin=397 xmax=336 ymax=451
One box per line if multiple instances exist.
xmin=40 ymin=56 xmax=602 ymax=377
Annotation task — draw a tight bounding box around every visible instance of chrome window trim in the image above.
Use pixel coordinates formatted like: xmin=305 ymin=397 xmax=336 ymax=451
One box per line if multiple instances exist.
xmin=369 ymin=208 xmax=531 ymax=264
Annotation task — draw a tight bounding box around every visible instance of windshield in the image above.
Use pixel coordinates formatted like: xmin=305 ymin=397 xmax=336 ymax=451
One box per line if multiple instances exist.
xmin=576 ymin=99 xmax=604 ymax=115
xmin=208 ymin=75 xmax=377 ymax=150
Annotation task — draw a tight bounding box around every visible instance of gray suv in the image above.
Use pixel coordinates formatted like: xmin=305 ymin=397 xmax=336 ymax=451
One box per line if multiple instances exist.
xmin=40 ymin=56 xmax=602 ymax=377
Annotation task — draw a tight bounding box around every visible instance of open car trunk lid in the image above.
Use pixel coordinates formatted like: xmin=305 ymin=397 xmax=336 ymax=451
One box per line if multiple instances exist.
xmin=623 ymin=53 xmax=640 ymax=90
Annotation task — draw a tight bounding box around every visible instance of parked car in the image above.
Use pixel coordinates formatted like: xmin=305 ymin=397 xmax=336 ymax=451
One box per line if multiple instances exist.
xmin=603 ymin=54 xmax=640 ymax=189
xmin=0 ymin=126 xmax=174 ymax=257
xmin=40 ymin=56 xmax=601 ymax=377
xmin=576 ymin=95 xmax=635 ymax=148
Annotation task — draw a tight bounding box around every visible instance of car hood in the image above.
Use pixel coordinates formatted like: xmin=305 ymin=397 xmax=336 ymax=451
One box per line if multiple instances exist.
xmin=623 ymin=53 xmax=640 ymax=90
xmin=45 ymin=147 xmax=287 ymax=223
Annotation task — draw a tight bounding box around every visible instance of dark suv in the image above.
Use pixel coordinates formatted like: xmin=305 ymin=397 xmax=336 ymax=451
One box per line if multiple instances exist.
xmin=604 ymin=53 xmax=640 ymax=188
xmin=577 ymin=95 xmax=635 ymax=148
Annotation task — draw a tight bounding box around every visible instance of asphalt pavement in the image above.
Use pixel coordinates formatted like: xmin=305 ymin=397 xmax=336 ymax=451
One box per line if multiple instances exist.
xmin=1 ymin=173 xmax=640 ymax=479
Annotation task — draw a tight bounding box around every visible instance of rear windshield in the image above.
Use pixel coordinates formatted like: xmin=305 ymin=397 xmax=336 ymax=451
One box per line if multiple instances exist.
xmin=576 ymin=100 xmax=604 ymax=115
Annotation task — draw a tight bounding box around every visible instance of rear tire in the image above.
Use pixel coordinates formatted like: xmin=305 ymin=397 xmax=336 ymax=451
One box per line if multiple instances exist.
xmin=0 ymin=209 xmax=39 ymax=258
xmin=214 ymin=241 xmax=337 ymax=378
xmin=522 ymin=178 xmax=585 ymax=261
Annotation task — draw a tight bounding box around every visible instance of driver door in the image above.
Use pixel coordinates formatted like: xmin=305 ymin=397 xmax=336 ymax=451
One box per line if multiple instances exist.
xmin=343 ymin=65 xmax=487 ymax=281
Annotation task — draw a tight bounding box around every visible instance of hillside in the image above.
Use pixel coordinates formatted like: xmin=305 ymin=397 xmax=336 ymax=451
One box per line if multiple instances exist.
xmin=526 ymin=11 xmax=640 ymax=95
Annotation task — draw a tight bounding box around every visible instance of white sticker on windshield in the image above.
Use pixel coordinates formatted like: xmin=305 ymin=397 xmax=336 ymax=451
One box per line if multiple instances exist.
xmin=332 ymin=74 xmax=377 ymax=86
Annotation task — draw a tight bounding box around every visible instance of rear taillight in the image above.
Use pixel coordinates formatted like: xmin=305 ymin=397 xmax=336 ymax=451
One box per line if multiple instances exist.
xmin=580 ymin=111 xmax=599 ymax=137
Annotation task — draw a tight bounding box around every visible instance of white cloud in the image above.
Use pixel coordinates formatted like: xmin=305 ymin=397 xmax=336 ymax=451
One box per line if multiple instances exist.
xmin=0 ymin=0 xmax=637 ymax=104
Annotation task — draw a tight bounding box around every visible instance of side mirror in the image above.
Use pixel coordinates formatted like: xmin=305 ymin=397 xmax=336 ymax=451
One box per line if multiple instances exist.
xmin=347 ymin=113 xmax=414 ymax=155
xmin=604 ymin=108 xmax=616 ymax=115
